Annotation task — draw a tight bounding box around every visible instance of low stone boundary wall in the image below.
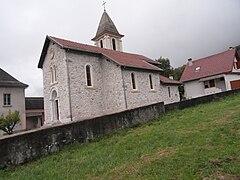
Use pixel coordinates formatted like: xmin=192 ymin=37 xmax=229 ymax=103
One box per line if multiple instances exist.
xmin=165 ymin=89 xmax=240 ymax=112
xmin=0 ymin=102 xmax=164 ymax=169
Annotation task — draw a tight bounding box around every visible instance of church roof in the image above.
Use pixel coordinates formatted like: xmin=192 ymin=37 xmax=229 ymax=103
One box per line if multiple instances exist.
xmin=0 ymin=68 xmax=28 ymax=88
xmin=160 ymin=75 xmax=182 ymax=85
xmin=92 ymin=11 xmax=124 ymax=41
xmin=38 ymin=36 xmax=161 ymax=72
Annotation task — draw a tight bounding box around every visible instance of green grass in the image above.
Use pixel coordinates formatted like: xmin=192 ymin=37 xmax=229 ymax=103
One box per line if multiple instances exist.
xmin=1 ymin=94 xmax=240 ymax=179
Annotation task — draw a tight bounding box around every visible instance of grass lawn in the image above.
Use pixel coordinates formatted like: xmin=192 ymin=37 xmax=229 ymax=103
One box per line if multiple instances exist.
xmin=0 ymin=94 xmax=240 ymax=179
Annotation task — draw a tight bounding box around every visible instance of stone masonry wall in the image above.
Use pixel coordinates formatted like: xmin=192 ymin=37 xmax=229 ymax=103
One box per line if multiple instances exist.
xmin=66 ymin=51 xmax=104 ymax=121
xmin=0 ymin=101 xmax=165 ymax=169
xmin=161 ymin=85 xmax=180 ymax=105
xmin=122 ymin=68 xmax=163 ymax=109
xmin=42 ymin=43 xmax=71 ymax=124
xmin=101 ymin=58 xmax=126 ymax=114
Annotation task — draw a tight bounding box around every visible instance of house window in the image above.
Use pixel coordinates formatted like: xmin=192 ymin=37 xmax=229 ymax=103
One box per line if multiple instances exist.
xmin=204 ymin=81 xmax=209 ymax=88
xmin=209 ymin=79 xmax=215 ymax=87
xmin=3 ymin=94 xmax=11 ymax=106
xmin=131 ymin=73 xmax=137 ymax=90
xmin=149 ymin=74 xmax=154 ymax=90
xmin=100 ymin=40 xmax=103 ymax=48
xmin=112 ymin=39 xmax=116 ymax=51
xmin=204 ymin=80 xmax=215 ymax=88
xmin=168 ymin=87 xmax=171 ymax=97
xmin=86 ymin=65 xmax=92 ymax=87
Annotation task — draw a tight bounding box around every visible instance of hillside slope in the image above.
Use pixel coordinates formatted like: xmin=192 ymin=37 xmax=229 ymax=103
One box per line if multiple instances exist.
xmin=1 ymin=94 xmax=240 ymax=179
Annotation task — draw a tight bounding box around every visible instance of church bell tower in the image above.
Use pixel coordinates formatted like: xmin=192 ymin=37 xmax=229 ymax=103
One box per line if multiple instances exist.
xmin=92 ymin=10 xmax=124 ymax=51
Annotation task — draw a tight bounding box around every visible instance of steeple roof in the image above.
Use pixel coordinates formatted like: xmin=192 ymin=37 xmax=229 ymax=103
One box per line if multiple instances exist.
xmin=92 ymin=11 xmax=124 ymax=41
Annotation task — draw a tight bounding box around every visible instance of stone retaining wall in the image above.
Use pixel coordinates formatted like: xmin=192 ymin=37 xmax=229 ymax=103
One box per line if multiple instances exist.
xmin=0 ymin=102 xmax=164 ymax=169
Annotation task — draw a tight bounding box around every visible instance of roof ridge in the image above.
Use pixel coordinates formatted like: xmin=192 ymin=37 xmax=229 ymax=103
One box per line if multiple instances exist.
xmin=50 ymin=36 xmax=153 ymax=57
xmin=191 ymin=48 xmax=236 ymax=63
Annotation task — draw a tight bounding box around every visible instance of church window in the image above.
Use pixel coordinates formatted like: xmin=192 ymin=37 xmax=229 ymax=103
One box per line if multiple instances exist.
xmin=53 ymin=65 xmax=57 ymax=82
xmin=168 ymin=87 xmax=171 ymax=97
xmin=50 ymin=67 xmax=54 ymax=83
xmin=149 ymin=74 xmax=154 ymax=90
xmin=86 ymin=65 xmax=92 ymax=87
xmin=50 ymin=65 xmax=57 ymax=84
xmin=112 ymin=39 xmax=116 ymax=51
xmin=51 ymin=90 xmax=59 ymax=121
xmin=100 ymin=40 xmax=103 ymax=48
xmin=131 ymin=73 xmax=137 ymax=90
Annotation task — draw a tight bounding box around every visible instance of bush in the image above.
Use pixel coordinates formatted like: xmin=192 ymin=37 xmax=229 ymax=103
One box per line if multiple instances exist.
xmin=0 ymin=111 xmax=20 ymax=135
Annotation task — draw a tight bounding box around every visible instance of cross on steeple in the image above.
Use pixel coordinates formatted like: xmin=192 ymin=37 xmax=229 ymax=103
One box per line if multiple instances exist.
xmin=102 ymin=1 xmax=106 ymax=11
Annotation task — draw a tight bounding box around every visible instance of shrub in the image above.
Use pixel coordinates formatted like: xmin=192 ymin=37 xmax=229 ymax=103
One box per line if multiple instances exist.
xmin=0 ymin=111 xmax=20 ymax=135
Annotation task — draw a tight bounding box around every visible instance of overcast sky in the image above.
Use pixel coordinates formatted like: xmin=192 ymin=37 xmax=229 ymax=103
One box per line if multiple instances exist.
xmin=0 ymin=0 xmax=240 ymax=97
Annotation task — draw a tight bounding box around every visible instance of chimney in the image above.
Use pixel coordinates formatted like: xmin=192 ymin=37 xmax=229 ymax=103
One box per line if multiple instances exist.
xmin=169 ymin=76 xmax=173 ymax=80
xmin=188 ymin=58 xmax=193 ymax=66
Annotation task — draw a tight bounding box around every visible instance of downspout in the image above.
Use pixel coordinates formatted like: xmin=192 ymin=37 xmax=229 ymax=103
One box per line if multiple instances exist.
xmin=65 ymin=51 xmax=73 ymax=121
xmin=121 ymin=67 xmax=128 ymax=109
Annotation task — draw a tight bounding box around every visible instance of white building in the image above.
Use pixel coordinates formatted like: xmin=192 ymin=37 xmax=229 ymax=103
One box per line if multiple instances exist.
xmin=180 ymin=47 xmax=240 ymax=99
xmin=0 ymin=68 xmax=28 ymax=135
xmin=38 ymin=10 xmax=180 ymax=125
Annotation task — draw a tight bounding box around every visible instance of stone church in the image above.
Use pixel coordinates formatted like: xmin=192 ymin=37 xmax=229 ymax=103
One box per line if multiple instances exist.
xmin=38 ymin=10 xmax=180 ymax=125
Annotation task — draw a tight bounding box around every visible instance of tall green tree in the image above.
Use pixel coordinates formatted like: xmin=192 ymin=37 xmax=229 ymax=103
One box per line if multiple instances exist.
xmin=156 ymin=57 xmax=185 ymax=80
xmin=156 ymin=57 xmax=174 ymax=77
xmin=0 ymin=111 xmax=20 ymax=135
xmin=173 ymin=65 xmax=185 ymax=81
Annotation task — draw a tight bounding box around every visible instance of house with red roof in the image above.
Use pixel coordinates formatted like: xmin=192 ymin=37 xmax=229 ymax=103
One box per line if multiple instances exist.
xmin=180 ymin=47 xmax=240 ymax=99
xmin=38 ymin=10 xmax=180 ymax=125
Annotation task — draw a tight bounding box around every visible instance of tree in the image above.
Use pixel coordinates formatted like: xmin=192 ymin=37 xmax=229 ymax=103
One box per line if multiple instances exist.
xmin=156 ymin=57 xmax=185 ymax=80
xmin=172 ymin=65 xmax=185 ymax=81
xmin=156 ymin=57 xmax=186 ymax=100
xmin=0 ymin=111 xmax=20 ymax=135
xmin=156 ymin=57 xmax=174 ymax=77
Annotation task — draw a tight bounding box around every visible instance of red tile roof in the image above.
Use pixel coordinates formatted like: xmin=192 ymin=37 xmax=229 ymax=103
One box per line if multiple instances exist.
xmin=160 ymin=75 xmax=181 ymax=85
xmin=38 ymin=36 xmax=161 ymax=72
xmin=180 ymin=49 xmax=236 ymax=82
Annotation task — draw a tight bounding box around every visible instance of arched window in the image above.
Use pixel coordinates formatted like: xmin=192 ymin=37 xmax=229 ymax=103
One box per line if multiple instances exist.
xmin=131 ymin=73 xmax=136 ymax=90
xmin=54 ymin=65 xmax=57 ymax=82
xmin=100 ymin=40 xmax=103 ymax=48
xmin=86 ymin=65 xmax=92 ymax=87
xmin=149 ymin=74 xmax=154 ymax=90
xmin=51 ymin=90 xmax=59 ymax=121
xmin=50 ymin=65 xmax=57 ymax=83
xmin=112 ymin=38 xmax=116 ymax=51
xmin=50 ymin=67 xmax=54 ymax=83
xmin=168 ymin=87 xmax=171 ymax=97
